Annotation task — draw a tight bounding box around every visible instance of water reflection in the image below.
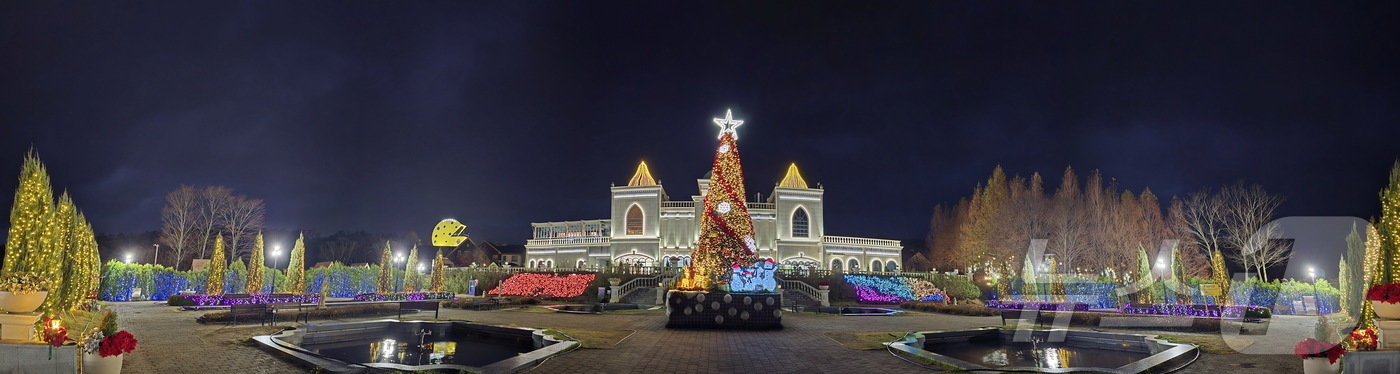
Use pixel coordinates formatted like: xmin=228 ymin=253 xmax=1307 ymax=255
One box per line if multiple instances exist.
xmin=928 ymin=340 xmax=1144 ymax=369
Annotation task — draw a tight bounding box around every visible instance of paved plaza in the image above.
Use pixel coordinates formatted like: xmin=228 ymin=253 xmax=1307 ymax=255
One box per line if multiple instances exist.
xmin=111 ymin=302 xmax=1306 ymax=373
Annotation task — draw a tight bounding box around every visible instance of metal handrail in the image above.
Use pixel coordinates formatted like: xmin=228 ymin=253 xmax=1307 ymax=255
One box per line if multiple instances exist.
xmin=779 ymin=278 xmax=820 ymax=300
xmin=616 ymin=274 xmax=674 ymax=301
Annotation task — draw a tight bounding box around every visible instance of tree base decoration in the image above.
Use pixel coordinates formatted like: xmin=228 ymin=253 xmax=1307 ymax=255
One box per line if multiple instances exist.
xmin=665 ymin=290 xmax=781 ymax=330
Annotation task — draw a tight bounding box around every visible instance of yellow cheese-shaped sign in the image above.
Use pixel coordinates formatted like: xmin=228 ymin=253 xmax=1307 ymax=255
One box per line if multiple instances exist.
xmin=432 ymin=219 xmax=469 ymax=247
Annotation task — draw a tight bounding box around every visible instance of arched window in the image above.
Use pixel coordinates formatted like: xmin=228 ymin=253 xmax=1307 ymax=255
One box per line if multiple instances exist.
xmin=848 ymin=259 xmax=860 ymax=272
xmin=831 ymin=259 xmax=843 ymax=272
xmin=872 ymin=260 xmax=883 ymax=273
xmin=625 ymin=205 xmax=644 ymax=235
xmin=577 ymin=259 xmax=586 ymax=269
xmin=529 ymin=260 xmax=536 ymax=268
xmin=791 ymin=207 xmax=810 ymax=238
xmin=887 ymin=261 xmax=897 ymax=272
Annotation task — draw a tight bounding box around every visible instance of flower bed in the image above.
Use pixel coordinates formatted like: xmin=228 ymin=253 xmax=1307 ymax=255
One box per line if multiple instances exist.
xmin=1117 ymin=303 xmax=1271 ymax=319
xmin=174 ymin=293 xmax=320 ymax=306
xmin=490 ymin=273 xmax=596 ymax=298
xmin=351 ymin=292 xmax=454 ymax=302
xmin=986 ymin=300 xmax=1089 ymax=311
xmin=843 ymin=274 xmax=946 ymax=303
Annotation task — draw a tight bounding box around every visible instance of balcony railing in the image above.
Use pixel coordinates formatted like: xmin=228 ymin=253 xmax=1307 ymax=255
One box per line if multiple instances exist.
xmin=661 ymin=201 xmax=696 ymax=208
xmin=526 ymin=237 xmax=611 ymax=246
xmin=822 ymin=235 xmax=901 ymax=248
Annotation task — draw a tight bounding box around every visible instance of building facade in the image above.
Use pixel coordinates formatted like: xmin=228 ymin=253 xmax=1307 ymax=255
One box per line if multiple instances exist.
xmin=525 ymin=159 xmax=903 ymax=273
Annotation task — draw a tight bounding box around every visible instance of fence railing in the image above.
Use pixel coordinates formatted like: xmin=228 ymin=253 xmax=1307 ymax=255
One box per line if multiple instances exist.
xmin=821 ymin=235 xmax=902 ymax=247
xmin=526 ymin=237 xmax=611 ymax=246
xmin=779 ymin=279 xmax=820 ymax=300
xmin=615 ymin=274 xmax=675 ymax=302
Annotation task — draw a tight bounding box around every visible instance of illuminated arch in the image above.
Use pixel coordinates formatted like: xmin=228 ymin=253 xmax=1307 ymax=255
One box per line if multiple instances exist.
xmin=830 ymin=258 xmax=843 ymax=272
xmin=848 ymin=258 xmax=860 ymax=272
xmin=872 ymin=260 xmax=883 ymax=272
xmin=886 ymin=260 xmax=898 ymax=272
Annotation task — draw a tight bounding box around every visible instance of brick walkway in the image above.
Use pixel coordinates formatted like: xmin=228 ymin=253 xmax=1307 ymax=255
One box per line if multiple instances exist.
xmin=108 ymin=302 xmax=1304 ymax=373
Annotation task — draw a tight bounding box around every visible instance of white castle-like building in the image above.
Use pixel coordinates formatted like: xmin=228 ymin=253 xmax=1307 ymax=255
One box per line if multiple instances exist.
xmin=525 ymin=127 xmax=903 ymax=273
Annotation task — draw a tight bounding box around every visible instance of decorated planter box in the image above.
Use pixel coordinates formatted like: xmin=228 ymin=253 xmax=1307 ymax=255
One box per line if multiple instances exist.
xmin=666 ymin=290 xmax=781 ymax=330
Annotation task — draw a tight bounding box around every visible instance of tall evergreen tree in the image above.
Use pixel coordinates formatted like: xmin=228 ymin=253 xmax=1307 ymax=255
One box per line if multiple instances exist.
xmin=676 ymin=112 xmax=761 ymax=290
xmin=1021 ymin=256 xmax=1038 ymax=302
xmin=377 ymin=241 xmax=393 ymax=293
xmin=1171 ymin=246 xmax=1189 ymax=304
xmin=1361 ymin=223 xmax=1383 ymax=329
xmin=284 ymin=233 xmax=306 ymax=293
xmin=1377 ymin=161 xmax=1400 ymax=285
xmin=1210 ymin=248 xmax=1231 ymax=305
xmin=2 ymin=151 xmax=56 ymax=275
xmin=403 ymin=245 xmax=420 ymax=292
xmin=40 ymin=193 xmax=78 ymax=313
xmin=76 ymin=213 xmax=100 ymax=304
xmin=1135 ymin=248 xmax=1154 ymax=304
xmin=431 ymin=249 xmax=446 ymax=293
xmin=1342 ymin=223 xmax=1365 ymax=318
xmin=246 ymin=232 xmax=265 ymax=294
xmin=206 ymin=236 xmax=226 ymax=295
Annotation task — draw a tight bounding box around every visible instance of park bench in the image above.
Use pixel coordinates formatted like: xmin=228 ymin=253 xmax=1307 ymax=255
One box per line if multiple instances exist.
xmin=228 ymin=304 xmax=269 ymax=326
xmin=399 ymin=301 xmax=441 ymax=319
xmin=268 ymin=302 xmax=310 ymax=324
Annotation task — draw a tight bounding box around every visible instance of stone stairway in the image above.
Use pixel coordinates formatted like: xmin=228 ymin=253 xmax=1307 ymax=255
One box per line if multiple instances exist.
xmin=622 ymin=287 xmax=658 ymax=305
xmin=782 ymin=289 xmax=820 ymax=307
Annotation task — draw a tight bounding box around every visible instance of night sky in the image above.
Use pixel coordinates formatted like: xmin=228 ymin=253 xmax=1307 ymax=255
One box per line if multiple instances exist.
xmin=2 ymin=2 xmax=1398 ymax=247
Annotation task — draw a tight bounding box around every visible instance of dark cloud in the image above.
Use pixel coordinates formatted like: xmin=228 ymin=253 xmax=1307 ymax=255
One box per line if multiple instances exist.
xmin=1 ymin=1 xmax=1398 ymax=243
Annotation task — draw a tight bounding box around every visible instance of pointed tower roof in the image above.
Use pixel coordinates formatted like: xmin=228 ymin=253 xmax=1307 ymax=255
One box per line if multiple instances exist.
xmin=627 ymin=161 xmax=658 ymax=186
xmin=777 ymin=163 xmax=808 ymax=188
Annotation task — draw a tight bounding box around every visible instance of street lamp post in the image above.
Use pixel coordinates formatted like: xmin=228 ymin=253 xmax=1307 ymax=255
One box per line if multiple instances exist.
xmin=271 ymin=245 xmax=283 ymax=270
xmin=153 ymin=243 xmax=160 ymax=266
xmin=1308 ymin=267 xmax=1320 ymax=315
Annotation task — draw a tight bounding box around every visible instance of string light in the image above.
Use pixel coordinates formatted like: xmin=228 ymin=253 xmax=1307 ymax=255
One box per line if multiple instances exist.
xmin=490 ymin=273 xmax=596 ymax=298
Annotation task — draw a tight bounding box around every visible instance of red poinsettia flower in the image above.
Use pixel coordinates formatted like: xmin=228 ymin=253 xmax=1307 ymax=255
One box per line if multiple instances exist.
xmin=1294 ymin=338 xmax=1344 ymax=364
xmin=1366 ymin=283 xmax=1400 ymax=304
xmin=732 ymin=264 xmax=742 ymax=269
xmin=98 ymin=331 xmax=138 ymax=357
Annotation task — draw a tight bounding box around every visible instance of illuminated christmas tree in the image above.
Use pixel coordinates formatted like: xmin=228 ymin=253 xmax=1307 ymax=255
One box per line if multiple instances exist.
xmin=284 ymin=233 xmax=306 ymax=293
xmin=38 ymin=193 xmax=77 ymax=313
xmin=377 ymin=241 xmax=393 ymax=293
xmin=403 ymin=245 xmax=420 ymax=292
xmin=1378 ymin=161 xmax=1400 ymax=285
xmin=431 ymin=249 xmax=446 ymax=293
xmin=1134 ymin=248 xmax=1154 ymax=304
xmin=1361 ymin=223 xmax=1383 ymax=329
xmin=675 ymin=109 xmax=760 ymax=291
xmin=206 ymin=236 xmax=226 ymax=295
xmin=246 ymin=232 xmax=265 ymax=294
xmin=2 ymin=151 xmax=55 ymax=276
xmin=70 ymin=212 xmax=100 ymax=309
xmin=1211 ymin=249 xmax=1231 ymax=305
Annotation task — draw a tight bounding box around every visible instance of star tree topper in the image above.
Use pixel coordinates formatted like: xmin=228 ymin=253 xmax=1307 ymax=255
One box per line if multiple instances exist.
xmin=713 ymin=108 xmax=744 ymax=139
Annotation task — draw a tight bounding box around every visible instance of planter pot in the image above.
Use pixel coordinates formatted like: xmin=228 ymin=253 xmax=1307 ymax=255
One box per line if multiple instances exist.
xmin=1373 ymin=300 xmax=1400 ymax=320
xmin=0 ymin=291 xmax=47 ymax=313
xmin=608 ymin=279 xmax=621 ymax=286
xmin=83 ymin=352 xmax=124 ymax=374
xmin=818 ymin=285 xmax=830 ymax=290
xmin=1301 ymin=357 xmax=1339 ymax=374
